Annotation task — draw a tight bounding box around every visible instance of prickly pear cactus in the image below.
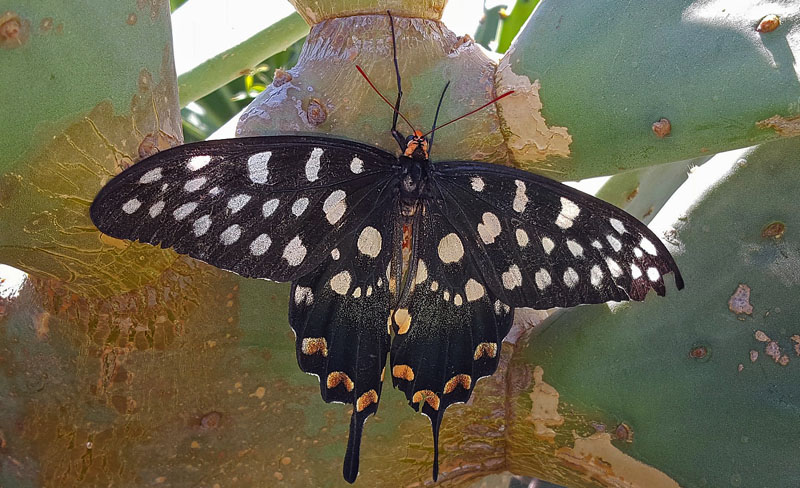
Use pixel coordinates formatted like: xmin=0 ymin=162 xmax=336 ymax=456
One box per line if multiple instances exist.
xmin=1 ymin=0 xmax=799 ymax=487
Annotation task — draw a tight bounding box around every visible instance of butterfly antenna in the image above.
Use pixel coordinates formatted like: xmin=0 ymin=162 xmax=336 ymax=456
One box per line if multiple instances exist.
xmin=428 ymin=81 xmax=451 ymax=156
xmin=421 ymin=90 xmax=515 ymax=139
xmin=388 ymin=10 xmax=404 ymax=135
xmin=355 ymin=66 xmax=416 ymax=135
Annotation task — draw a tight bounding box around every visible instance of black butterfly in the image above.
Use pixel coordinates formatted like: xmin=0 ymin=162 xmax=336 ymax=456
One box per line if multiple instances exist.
xmin=90 ymin=12 xmax=683 ymax=484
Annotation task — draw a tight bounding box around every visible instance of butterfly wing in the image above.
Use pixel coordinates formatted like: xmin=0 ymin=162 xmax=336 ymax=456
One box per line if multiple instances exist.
xmin=389 ymin=206 xmax=514 ymax=481
xmin=90 ymin=136 xmax=401 ymax=282
xmin=289 ymin=194 xmax=403 ymax=483
xmin=428 ymin=161 xmax=684 ymax=308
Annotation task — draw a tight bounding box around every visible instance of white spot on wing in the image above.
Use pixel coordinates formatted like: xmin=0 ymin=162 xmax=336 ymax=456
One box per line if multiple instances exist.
xmin=567 ymin=240 xmax=584 ymax=258
xmin=633 ymin=247 xmax=643 ymax=258
xmin=631 ymin=264 xmax=643 ymax=279
xmin=555 ymin=197 xmax=580 ymax=229
xmin=414 ymin=259 xmax=428 ymax=284
xmin=606 ymin=234 xmax=622 ymax=252
xmin=282 ymin=236 xmax=306 ymax=266
xmin=647 ymin=267 xmax=660 ymax=281
xmin=208 ymin=186 xmax=221 ymax=196
xmin=471 ymin=176 xmax=484 ymax=192
xmin=330 ymin=271 xmax=351 ymax=295
xmin=262 ymin=199 xmax=279 ymax=217
xmin=541 ymin=237 xmax=555 ymax=254
xmin=516 ymin=228 xmax=529 ymax=247
xmin=305 ymin=147 xmax=323 ymax=182
xmin=247 ymin=151 xmax=271 ymax=183
xmin=331 ymin=248 xmax=340 ymax=260
xmin=193 ymin=215 xmax=211 ymax=236
xmin=610 ymin=218 xmax=626 ymax=234
xmin=350 ymin=157 xmax=364 ymax=174
xmin=535 ymin=269 xmax=551 ymax=290
xmin=294 ymin=286 xmax=313 ymax=305
xmin=227 ymin=194 xmax=251 ymax=213
xmin=122 ymin=198 xmax=141 ymax=214
xmin=184 ymin=176 xmax=207 ymax=192
xmin=477 ymin=212 xmax=502 ymax=244
xmin=173 ymin=202 xmax=198 ymax=220
xmin=322 ymin=190 xmax=347 ymax=225
xmin=590 ymin=265 xmax=603 ymax=287
xmin=357 ymin=226 xmax=382 ymax=258
xmin=187 ymin=155 xmax=211 ymax=171
xmin=640 ymin=237 xmax=658 ymax=255
xmin=606 ymin=257 xmax=623 ymax=277
xmin=250 ymin=234 xmax=272 ymax=255
xmin=591 ymin=240 xmax=603 ymax=250
xmin=148 ymin=201 xmax=165 ymax=217
xmin=139 ymin=168 xmax=162 ymax=184
xmin=292 ymin=197 xmax=309 ymax=216
xmin=438 ymin=233 xmax=464 ymax=263
xmin=465 ymin=278 xmax=485 ymax=302
xmin=513 ymin=180 xmax=528 ymax=213
xmin=563 ymin=267 xmax=579 ymax=287
xmin=502 ymin=264 xmax=523 ymax=290
xmin=220 ymin=224 xmax=241 ymax=245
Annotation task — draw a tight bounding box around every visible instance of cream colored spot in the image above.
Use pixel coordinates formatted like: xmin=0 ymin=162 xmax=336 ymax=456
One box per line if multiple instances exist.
xmin=606 ymin=234 xmax=622 ymax=252
xmin=220 ymin=224 xmax=241 ymax=245
xmin=563 ymin=267 xmax=579 ymax=287
xmin=250 ymin=234 xmax=271 ymax=255
xmin=350 ymin=156 xmax=364 ymax=174
xmin=294 ymin=286 xmax=313 ymax=305
xmin=193 ymin=214 xmax=211 ymax=236
xmin=357 ymin=226 xmax=382 ymax=258
xmin=247 ymin=151 xmax=271 ymax=183
xmin=474 ymin=342 xmax=498 ymax=360
xmin=356 ymin=390 xmax=378 ymax=412
xmin=516 ymin=228 xmax=529 ymax=247
xmin=187 ymin=155 xmax=212 ymax=171
xmin=443 ymin=290 xmax=451 ymax=301
xmin=366 ymin=285 xmax=373 ymax=296
xmin=184 ymin=176 xmax=207 ymax=192
xmin=555 ymin=197 xmax=580 ymax=229
xmin=227 ymin=194 xmax=251 ymax=213
xmin=471 ymin=176 xmax=484 ymax=192
xmin=464 ymin=278 xmax=485 ymax=302
xmin=392 ymin=364 xmax=415 ymax=381
xmin=173 ymin=202 xmax=198 ymax=220
xmin=262 ymin=198 xmax=279 ymax=217
xmin=430 ymin=281 xmax=439 ymax=292
xmin=493 ymin=300 xmax=511 ymax=314
xmin=478 ymin=212 xmax=502 ymax=244
xmin=331 ymin=248 xmax=340 ymax=260
xmin=122 ymin=198 xmax=141 ymax=214
xmin=282 ymin=236 xmax=306 ymax=266
xmin=305 ymin=147 xmax=323 ymax=182
xmin=513 ymin=180 xmax=528 ymax=213
xmin=301 ymin=337 xmax=328 ymax=356
xmin=352 ymin=287 xmax=362 ymax=298
xmin=502 ymin=264 xmax=523 ymax=290
xmin=567 ymin=240 xmax=584 ymax=258
xmin=414 ymin=259 xmax=428 ymax=284
xmin=444 ymin=374 xmax=471 ymax=394
xmin=329 ymin=271 xmax=352 ymax=295
xmin=590 ymin=265 xmax=603 ymax=287
xmin=606 ymin=257 xmax=623 ymax=277
xmin=640 ymin=237 xmax=658 ymax=255
xmin=322 ymin=190 xmax=347 ymax=225
xmin=438 ymin=233 xmax=464 ymax=263
xmin=148 ymin=201 xmax=164 ymax=217
xmin=535 ymin=269 xmax=551 ymax=290
xmin=591 ymin=240 xmax=603 ymax=250
xmin=393 ymin=308 xmax=412 ymax=334
xmin=541 ymin=236 xmax=555 ymax=254
xmin=326 ymin=372 xmax=354 ymax=391
xmin=291 ymin=197 xmax=309 ymax=216
xmin=454 ymin=294 xmax=463 ymax=306
xmin=139 ymin=167 xmax=162 ymax=183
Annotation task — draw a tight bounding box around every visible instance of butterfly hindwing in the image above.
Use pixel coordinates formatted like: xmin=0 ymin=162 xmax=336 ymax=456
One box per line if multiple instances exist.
xmin=90 ymin=136 xmax=401 ymax=282
xmin=389 ymin=203 xmax=514 ymax=480
xmin=289 ymin=194 xmax=402 ymax=483
xmin=429 ymin=161 xmax=684 ymax=308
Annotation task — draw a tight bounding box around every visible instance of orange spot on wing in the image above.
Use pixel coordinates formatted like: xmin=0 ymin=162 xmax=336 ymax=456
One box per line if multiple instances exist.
xmin=356 ymin=389 xmax=379 ymax=412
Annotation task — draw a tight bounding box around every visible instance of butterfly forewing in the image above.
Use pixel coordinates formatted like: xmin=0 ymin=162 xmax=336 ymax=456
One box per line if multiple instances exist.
xmin=429 ymin=161 xmax=684 ymax=308
xmin=90 ymin=136 xmax=401 ymax=282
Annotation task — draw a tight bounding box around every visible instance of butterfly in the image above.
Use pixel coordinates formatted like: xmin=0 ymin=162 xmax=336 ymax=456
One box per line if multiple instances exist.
xmin=90 ymin=11 xmax=683 ymax=484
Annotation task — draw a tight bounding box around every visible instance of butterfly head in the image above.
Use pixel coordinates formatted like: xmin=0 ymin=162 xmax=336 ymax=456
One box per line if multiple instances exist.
xmin=403 ymin=130 xmax=429 ymax=160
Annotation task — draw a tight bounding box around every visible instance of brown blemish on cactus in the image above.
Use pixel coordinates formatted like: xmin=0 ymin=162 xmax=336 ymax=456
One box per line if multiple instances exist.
xmin=728 ymin=284 xmax=753 ymax=315
xmin=757 ymin=114 xmax=800 ymax=137
xmin=126 ymin=13 xmax=138 ymax=26
xmin=527 ymin=366 xmax=563 ymax=442
xmin=556 ymin=432 xmax=681 ymax=488
xmin=689 ymin=345 xmax=708 ymax=360
xmin=40 ymin=17 xmax=53 ymax=32
xmin=306 ymin=98 xmax=327 ymax=126
xmin=0 ymin=11 xmax=29 ymax=48
xmin=495 ymin=58 xmax=573 ymax=164
xmin=761 ymin=221 xmax=785 ymax=239
xmin=272 ymin=68 xmax=292 ymax=87
xmin=792 ymin=335 xmax=800 ymax=356
xmin=756 ymin=14 xmax=780 ymax=33
xmin=199 ymin=411 xmax=222 ymax=430
xmin=652 ymin=118 xmax=671 ymax=138
xmin=754 ymin=330 xmax=770 ymax=342
xmin=138 ymin=131 xmax=179 ymax=159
